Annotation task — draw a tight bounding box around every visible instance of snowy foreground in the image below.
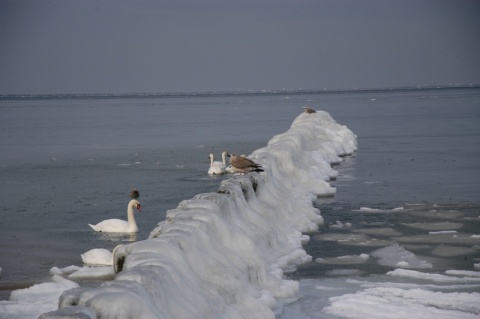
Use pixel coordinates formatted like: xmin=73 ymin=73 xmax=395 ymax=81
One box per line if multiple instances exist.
xmin=283 ymin=269 xmax=480 ymax=319
xmin=1 ymin=111 xmax=479 ymax=319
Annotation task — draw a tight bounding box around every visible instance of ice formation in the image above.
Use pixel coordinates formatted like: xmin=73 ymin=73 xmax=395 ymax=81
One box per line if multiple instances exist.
xmin=36 ymin=111 xmax=357 ymax=318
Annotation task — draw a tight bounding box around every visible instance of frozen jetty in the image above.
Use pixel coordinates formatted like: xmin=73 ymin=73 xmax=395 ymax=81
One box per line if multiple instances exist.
xmin=40 ymin=111 xmax=357 ymax=319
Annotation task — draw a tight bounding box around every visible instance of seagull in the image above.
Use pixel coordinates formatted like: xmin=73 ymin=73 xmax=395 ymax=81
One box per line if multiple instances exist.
xmin=303 ymin=107 xmax=316 ymax=114
xmin=227 ymin=153 xmax=263 ymax=173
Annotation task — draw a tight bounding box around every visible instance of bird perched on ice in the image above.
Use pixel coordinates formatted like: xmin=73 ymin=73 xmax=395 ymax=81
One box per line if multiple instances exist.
xmin=227 ymin=153 xmax=263 ymax=173
xmin=208 ymin=153 xmax=226 ymax=175
xmin=303 ymin=107 xmax=316 ymax=114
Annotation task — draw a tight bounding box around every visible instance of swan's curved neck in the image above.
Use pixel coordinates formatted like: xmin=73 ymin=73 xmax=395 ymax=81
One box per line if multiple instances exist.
xmin=127 ymin=200 xmax=138 ymax=231
xmin=210 ymin=154 xmax=214 ymax=167
xmin=222 ymin=152 xmax=227 ymax=165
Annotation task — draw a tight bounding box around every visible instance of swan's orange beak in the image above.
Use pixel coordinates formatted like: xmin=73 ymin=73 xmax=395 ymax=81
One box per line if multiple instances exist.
xmin=136 ymin=204 xmax=142 ymax=213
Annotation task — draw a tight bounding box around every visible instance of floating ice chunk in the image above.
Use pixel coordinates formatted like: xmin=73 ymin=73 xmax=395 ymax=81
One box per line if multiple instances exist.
xmin=314 ymin=233 xmax=368 ymax=242
xmin=0 ymin=275 xmax=79 ymax=319
xmin=341 ymin=238 xmax=394 ymax=247
xmin=51 ymin=265 xmax=115 ymax=280
xmin=402 ymin=221 xmax=463 ymax=231
xmin=429 ymin=230 xmax=458 ymax=234
xmin=329 ymin=220 xmax=352 ymax=229
xmin=445 ymin=270 xmax=480 ymax=277
xmin=396 ymin=261 xmax=410 ymax=268
xmin=396 ymin=232 xmax=480 ymax=245
xmin=315 ymin=254 xmax=369 ymax=265
xmin=326 ymin=269 xmax=363 ymax=276
xmin=280 ymin=278 xmax=357 ymax=319
xmin=357 ymin=207 xmax=405 ymax=213
xmin=347 ymin=278 xmax=480 ymax=291
xmin=405 ymin=209 xmax=464 ymax=219
xmin=324 ymin=286 xmax=480 ymax=319
xmin=387 ymin=269 xmax=480 ymax=283
xmin=314 ymin=233 xmax=394 ymax=247
xmin=371 ymin=244 xmax=432 ymax=269
xmin=50 ymin=265 xmax=81 ymax=276
xmin=464 ymin=216 xmax=480 ymax=221
xmin=281 ymin=275 xmax=480 ymax=319
xmin=353 ymin=227 xmax=402 ymax=237
xmin=475 ymin=263 xmax=480 ymax=270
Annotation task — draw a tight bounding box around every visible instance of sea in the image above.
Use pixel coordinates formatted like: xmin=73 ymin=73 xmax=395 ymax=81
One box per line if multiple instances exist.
xmin=0 ymin=87 xmax=479 ymax=318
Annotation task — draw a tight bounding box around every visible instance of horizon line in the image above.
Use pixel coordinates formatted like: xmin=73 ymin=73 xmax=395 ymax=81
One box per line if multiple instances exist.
xmin=1 ymin=83 xmax=479 ymax=100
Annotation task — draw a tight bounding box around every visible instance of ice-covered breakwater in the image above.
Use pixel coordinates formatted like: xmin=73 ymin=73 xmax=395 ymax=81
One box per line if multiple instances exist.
xmin=42 ymin=111 xmax=357 ymax=319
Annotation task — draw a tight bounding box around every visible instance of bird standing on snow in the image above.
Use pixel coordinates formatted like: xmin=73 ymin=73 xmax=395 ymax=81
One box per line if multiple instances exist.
xmin=227 ymin=153 xmax=263 ymax=173
xmin=303 ymin=107 xmax=316 ymax=114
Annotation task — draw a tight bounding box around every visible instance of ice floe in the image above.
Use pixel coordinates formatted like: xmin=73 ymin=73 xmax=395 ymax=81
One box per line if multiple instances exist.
xmin=371 ymin=244 xmax=432 ymax=269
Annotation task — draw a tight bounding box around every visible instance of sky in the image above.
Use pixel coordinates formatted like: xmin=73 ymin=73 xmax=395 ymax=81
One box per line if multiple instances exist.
xmin=0 ymin=0 xmax=479 ymax=95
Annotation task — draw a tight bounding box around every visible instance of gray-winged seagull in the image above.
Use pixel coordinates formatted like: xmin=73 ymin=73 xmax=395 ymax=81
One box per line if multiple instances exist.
xmin=227 ymin=153 xmax=263 ymax=173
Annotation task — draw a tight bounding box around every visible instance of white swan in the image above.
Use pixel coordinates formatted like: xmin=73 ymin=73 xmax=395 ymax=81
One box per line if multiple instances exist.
xmin=88 ymin=199 xmax=141 ymax=233
xmin=208 ymin=153 xmax=226 ymax=175
xmin=81 ymin=248 xmax=113 ymax=266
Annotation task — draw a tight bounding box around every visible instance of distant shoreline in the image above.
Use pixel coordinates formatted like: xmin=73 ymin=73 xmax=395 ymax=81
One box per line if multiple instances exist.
xmin=1 ymin=84 xmax=479 ymax=101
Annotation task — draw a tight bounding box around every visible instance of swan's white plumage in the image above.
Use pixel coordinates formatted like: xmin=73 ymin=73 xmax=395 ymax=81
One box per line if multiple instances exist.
xmin=88 ymin=199 xmax=141 ymax=233
xmin=208 ymin=153 xmax=226 ymax=175
xmin=81 ymin=248 xmax=113 ymax=266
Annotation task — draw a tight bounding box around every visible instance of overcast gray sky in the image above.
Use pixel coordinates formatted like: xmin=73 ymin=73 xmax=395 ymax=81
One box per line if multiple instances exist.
xmin=0 ymin=0 xmax=479 ymax=95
